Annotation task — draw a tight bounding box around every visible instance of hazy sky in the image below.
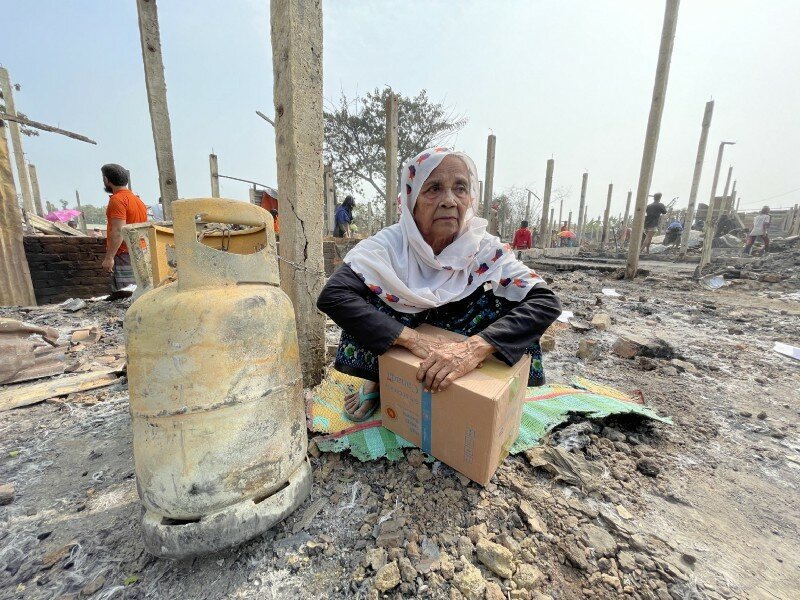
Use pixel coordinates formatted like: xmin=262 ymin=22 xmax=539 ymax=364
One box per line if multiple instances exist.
xmin=3 ymin=0 xmax=799 ymax=222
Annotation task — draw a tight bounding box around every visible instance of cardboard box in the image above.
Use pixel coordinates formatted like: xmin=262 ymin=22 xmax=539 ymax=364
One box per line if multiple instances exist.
xmin=378 ymin=324 xmax=530 ymax=486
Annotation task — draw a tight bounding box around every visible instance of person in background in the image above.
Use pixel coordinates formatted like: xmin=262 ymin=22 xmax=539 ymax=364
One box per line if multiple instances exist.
xmin=663 ymin=219 xmax=684 ymax=247
xmin=270 ymin=209 xmax=280 ymax=236
xmin=743 ymin=206 xmax=771 ymax=255
xmin=100 ymin=163 xmax=148 ymax=298
xmin=91 ymin=228 xmax=103 ymax=238
xmin=149 ymin=197 xmax=164 ymax=221
xmin=334 ymin=195 xmax=355 ymax=238
xmin=642 ymin=193 xmax=667 ymax=255
xmin=512 ymin=220 xmax=532 ymax=256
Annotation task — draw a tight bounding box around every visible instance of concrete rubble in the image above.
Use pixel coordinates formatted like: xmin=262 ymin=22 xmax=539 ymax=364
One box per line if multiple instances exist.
xmin=0 ymin=254 xmax=798 ymax=600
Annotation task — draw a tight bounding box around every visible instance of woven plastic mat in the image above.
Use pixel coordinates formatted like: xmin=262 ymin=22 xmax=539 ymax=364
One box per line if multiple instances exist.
xmin=308 ymin=370 xmax=671 ymax=462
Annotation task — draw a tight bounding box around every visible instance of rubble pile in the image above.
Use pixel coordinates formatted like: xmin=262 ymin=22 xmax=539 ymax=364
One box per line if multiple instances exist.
xmin=0 ymin=261 xmax=798 ymax=599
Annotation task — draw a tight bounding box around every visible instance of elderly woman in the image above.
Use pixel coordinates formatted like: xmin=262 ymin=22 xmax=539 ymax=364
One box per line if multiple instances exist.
xmin=317 ymin=148 xmax=561 ymax=421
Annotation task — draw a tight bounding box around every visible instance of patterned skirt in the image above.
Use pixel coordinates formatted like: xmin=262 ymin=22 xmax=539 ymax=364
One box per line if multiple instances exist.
xmin=111 ymin=252 xmax=136 ymax=292
xmin=335 ymin=289 xmax=545 ymax=386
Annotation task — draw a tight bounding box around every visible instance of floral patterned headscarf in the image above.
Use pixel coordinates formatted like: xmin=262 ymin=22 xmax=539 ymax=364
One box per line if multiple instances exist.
xmin=344 ymin=147 xmax=545 ymax=314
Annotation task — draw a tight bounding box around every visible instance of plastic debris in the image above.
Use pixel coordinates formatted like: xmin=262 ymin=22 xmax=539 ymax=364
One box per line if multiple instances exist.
xmin=773 ymin=342 xmax=800 ymax=360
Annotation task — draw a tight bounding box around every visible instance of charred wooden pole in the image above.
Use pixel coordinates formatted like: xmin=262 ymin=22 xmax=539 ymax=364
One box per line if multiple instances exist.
xmin=625 ymin=0 xmax=680 ymax=279
xmin=679 ymin=100 xmax=714 ymax=256
xmin=0 ymin=68 xmax=35 ymax=216
xmin=384 ymin=90 xmax=399 ymax=226
xmin=539 ymin=159 xmax=554 ymax=250
xmin=136 ymin=0 xmax=179 ymax=219
xmin=271 ymin=0 xmax=326 ymax=387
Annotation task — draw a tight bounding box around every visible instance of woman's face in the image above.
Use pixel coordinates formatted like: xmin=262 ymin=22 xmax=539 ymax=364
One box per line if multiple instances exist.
xmin=413 ymin=155 xmax=472 ymax=252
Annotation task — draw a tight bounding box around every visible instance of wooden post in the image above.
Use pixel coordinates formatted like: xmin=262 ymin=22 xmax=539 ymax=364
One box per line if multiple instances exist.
xmin=0 ymin=120 xmax=36 ymax=306
xmin=679 ymin=102 xmax=714 ymax=256
xmin=549 ymin=208 xmax=555 ymax=247
xmin=525 ymin=190 xmax=532 ymax=223
xmin=482 ymin=135 xmax=496 ymax=219
xmin=271 ymin=0 xmax=326 ymax=387
xmin=791 ymin=204 xmax=800 ymax=236
xmin=136 ymin=0 xmax=179 ymax=219
xmin=625 ymin=0 xmax=680 ymax=279
xmin=601 ymin=183 xmax=613 ymax=249
xmin=539 ymin=159 xmax=554 ymax=249
xmin=209 ymin=153 xmax=220 ymax=197
xmin=558 ymin=196 xmax=563 ymax=232
xmin=75 ymin=190 xmax=87 ymax=233
xmin=722 ymin=166 xmax=733 ymax=198
xmin=384 ymin=90 xmax=398 ymax=226
xmin=323 ymin=164 xmax=335 ymax=235
xmin=623 ymin=190 xmax=632 ymax=229
xmin=698 ymin=142 xmax=734 ymax=272
xmin=27 ymin=164 xmax=44 ymax=216
xmin=0 ymin=68 xmax=35 ymax=216
xmin=576 ymin=172 xmax=588 ymax=245
xmin=736 ymin=197 xmax=740 ymax=212
xmin=567 ymin=210 xmax=572 ymax=230
xmin=582 ymin=206 xmax=588 ymax=241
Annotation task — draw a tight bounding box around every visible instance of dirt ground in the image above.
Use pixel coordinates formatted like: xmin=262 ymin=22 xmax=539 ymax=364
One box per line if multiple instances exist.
xmin=1 ymin=254 xmax=799 ymax=600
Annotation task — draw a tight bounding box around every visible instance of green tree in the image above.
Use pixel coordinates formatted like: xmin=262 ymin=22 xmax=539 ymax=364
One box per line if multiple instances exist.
xmin=73 ymin=203 xmax=106 ymax=225
xmin=324 ymin=88 xmax=468 ymax=229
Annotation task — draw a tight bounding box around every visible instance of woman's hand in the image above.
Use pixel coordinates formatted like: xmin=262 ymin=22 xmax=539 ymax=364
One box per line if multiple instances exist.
xmin=395 ymin=327 xmax=444 ymax=360
xmin=415 ymin=335 xmax=495 ymax=393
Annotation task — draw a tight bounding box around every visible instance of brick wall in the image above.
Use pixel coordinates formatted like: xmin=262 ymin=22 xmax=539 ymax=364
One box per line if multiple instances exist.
xmin=23 ymin=236 xmax=110 ymax=305
xmin=323 ymin=238 xmax=359 ymax=276
xmin=22 ymin=236 xmax=361 ymax=305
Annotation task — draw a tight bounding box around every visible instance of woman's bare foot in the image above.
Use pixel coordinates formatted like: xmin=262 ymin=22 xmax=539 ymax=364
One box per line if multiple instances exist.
xmin=344 ymin=380 xmax=380 ymax=420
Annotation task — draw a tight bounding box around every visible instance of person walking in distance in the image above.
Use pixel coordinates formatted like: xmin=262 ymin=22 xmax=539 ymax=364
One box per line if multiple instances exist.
xmin=512 ymin=220 xmax=532 ymax=257
xmin=334 ymin=195 xmax=356 ymax=238
xmin=743 ymin=206 xmax=771 ymax=255
xmin=642 ymin=193 xmax=667 ymax=255
xmin=100 ymin=164 xmax=148 ymax=298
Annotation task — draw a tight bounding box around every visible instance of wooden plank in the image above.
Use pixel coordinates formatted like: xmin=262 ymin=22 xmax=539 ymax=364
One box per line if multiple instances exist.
xmin=0 ymin=369 xmax=122 ymax=412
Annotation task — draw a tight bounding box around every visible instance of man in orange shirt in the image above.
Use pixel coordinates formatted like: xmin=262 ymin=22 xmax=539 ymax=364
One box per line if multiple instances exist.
xmin=100 ymin=164 xmax=148 ymax=297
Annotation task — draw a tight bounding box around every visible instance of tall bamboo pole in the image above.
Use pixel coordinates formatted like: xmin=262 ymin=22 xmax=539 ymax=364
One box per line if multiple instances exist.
xmin=698 ymin=142 xmax=734 ymax=272
xmin=482 ymin=135 xmax=496 ymax=219
xmin=136 ymin=0 xmax=179 ymax=219
xmin=679 ymin=102 xmax=714 ymax=256
xmin=576 ymin=172 xmax=588 ymax=245
xmin=384 ymin=91 xmax=398 ymax=226
xmin=0 ymin=68 xmax=35 ymax=216
xmin=539 ymin=159 xmax=554 ymax=249
xmin=209 ymin=153 xmax=220 ymax=197
xmin=601 ymin=183 xmax=613 ymax=249
xmin=28 ymin=164 xmax=44 ymax=216
xmin=0 ymin=120 xmax=36 ymax=305
xmin=625 ymin=0 xmax=680 ymax=279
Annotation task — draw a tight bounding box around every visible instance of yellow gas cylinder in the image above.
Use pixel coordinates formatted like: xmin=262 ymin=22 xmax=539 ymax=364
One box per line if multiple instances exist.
xmin=125 ymin=198 xmax=311 ymax=558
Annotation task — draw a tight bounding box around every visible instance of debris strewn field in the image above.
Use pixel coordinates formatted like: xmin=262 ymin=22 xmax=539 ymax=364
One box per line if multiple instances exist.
xmin=1 ymin=258 xmax=799 ymax=600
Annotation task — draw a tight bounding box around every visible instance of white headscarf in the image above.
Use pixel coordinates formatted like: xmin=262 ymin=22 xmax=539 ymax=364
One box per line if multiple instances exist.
xmin=345 ymin=147 xmax=545 ymax=314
